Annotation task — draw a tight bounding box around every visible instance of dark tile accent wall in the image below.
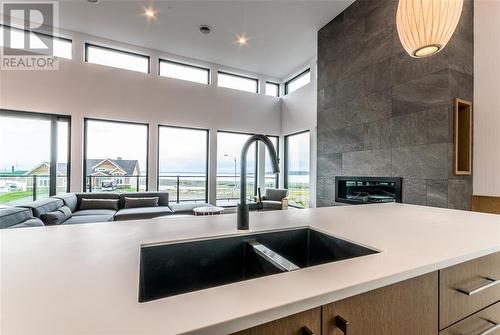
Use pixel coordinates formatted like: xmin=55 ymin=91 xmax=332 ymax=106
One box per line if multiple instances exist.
xmin=317 ymin=0 xmax=473 ymax=209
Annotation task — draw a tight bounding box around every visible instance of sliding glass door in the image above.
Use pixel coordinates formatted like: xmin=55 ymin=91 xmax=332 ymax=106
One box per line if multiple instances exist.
xmin=0 ymin=110 xmax=70 ymax=206
xmin=84 ymin=118 xmax=148 ymax=193
xmin=285 ymin=131 xmax=310 ymax=208
xmin=158 ymin=125 xmax=208 ymax=203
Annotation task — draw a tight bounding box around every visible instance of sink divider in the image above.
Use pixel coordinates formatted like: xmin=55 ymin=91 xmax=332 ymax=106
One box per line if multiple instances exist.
xmin=247 ymin=240 xmax=300 ymax=272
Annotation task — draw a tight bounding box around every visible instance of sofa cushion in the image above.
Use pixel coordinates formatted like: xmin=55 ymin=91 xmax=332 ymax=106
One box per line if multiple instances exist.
xmin=80 ymin=198 xmax=119 ymax=211
xmin=262 ymin=200 xmax=283 ymax=210
xmin=41 ymin=211 xmax=63 ymax=225
xmin=119 ymin=192 xmax=169 ymax=208
xmin=54 ymin=193 xmax=78 ymax=212
xmin=59 ymin=206 xmax=72 ymax=217
xmin=0 ymin=207 xmax=37 ymax=229
xmin=19 ymin=198 xmax=64 ymax=218
xmin=114 ymin=207 xmax=173 ymax=221
xmin=72 ymin=209 xmax=117 ymax=216
xmin=75 ymin=193 xmax=120 ymax=210
xmin=9 ymin=218 xmax=45 ymax=228
xmin=40 ymin=205 xmax=72 ymax=225
xmin=170 ymin=202 xmax=212 ymax=215
xmin=63 ymin=214 xmax=114 ymax=225
xmin=41 ymin=210 xmax=67 ymax=225
xmin=124 ymin=197 xmax=159 ymax=209
xmin=264 ymin=188 xmax=288 ymax=201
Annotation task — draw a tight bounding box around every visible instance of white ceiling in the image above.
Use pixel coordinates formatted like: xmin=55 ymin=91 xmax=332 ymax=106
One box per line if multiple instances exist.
xmin=56 ymin=0 xmax=354 ymax=79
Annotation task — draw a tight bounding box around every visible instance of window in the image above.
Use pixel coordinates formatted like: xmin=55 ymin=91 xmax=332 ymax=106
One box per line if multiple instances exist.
xmin=85 ymin=43 xmax=149 ymax=73
xmin=265 ymin=82 xmax=280 ymax=97
xmin=0 ymin=110 xmax=70 ymax=206
xmin=263 ymin=136 xmax=279 ymax=189
xmin=217 ymin=72 xmax=258 ymax=93
xmin=53 ymin=38 xmax=72 ymax=59
xmin=159 ymin=59 xmax=210 ymax=85
xmin=158 ymin=126 xmax=208 ymax=203
xmin=0 ymin=25 xmax=72 ymax=59
xmin=84 ymin=119 xmax=148 ymax=193
xmin=217 ymin=131 xmax=257 ymax=206
xmin=284 ymin=131 xmax=310 ymax=208
xmin=285 ymin=69 xmax=311 ymax=95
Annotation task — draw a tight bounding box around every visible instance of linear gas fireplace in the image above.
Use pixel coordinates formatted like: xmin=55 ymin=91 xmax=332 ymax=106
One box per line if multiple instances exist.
xmin=335 ymin=177 xmax=402 ymax=205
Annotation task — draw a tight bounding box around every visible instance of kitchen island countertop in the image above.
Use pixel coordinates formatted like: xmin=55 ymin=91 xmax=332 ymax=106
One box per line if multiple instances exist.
xmin=1 ymin=203 xmax=499 ymax=334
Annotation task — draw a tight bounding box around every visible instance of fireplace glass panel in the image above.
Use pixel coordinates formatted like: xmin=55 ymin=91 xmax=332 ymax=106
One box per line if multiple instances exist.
xmin=335 ymin=177 xmax=402 ymax=204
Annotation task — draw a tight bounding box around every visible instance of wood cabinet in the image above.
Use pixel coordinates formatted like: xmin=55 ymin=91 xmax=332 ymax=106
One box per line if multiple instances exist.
xmin=439 ymin=252 xmax=500 ymax=329
xmin=233 ymin=252 xmax=500 ymax=335
xmin=322 ymin=272 xmax=438 ymax=335
xmin=233 ymin=307 xmax=321 ymax=335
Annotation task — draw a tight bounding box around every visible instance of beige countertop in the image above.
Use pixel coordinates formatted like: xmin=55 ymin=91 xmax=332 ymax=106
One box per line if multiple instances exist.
xmin=1 ymin=204 xmax=499 ymax=335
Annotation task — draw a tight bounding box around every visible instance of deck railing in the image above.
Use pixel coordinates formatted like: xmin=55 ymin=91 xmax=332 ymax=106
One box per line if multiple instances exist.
xmin=84 ymin=175 xmax=147 ymax=193
xmin=0 ymin=175 xmax=67 ymax=205
xmin=158 ymin=175 xmax=207 ymax=203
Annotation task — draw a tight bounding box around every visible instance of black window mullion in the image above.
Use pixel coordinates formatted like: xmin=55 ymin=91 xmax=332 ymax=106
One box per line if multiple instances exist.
xmin=284 ymin=136 xmax=289 ymax=189
xmin=49 ymin=117 xmax=57 ymax=196
xmin=275 ymin=136 xmax=280 ymax=188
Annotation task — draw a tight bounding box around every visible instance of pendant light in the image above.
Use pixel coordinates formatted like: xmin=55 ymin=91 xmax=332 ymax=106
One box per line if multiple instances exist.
xmin=396 ymin=0 xmax=464 ymax=58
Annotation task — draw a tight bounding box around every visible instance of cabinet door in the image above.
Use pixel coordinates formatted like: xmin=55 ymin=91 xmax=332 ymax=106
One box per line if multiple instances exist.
xmin=233 ymin=307 xmax=321 ymax=335
xmin=322 ymin=272 xmax=438 ymax=335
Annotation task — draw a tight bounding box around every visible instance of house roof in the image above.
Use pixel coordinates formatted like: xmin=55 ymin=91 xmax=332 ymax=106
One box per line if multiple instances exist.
xmin=0 ymin=170 xmax=27 ymax=176
xmin=86 ymin=159 xmax=139 ymax=176
xmin=24 ymin=162 xmax=68 ymax=176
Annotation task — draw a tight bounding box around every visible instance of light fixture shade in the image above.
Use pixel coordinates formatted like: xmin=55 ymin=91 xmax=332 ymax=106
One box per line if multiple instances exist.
xmin=396 ymin=0 xmax=464 ymax=58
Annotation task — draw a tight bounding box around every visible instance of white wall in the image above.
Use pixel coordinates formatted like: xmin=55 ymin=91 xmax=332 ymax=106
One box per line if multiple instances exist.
xmin=0 ymin=30 xmax=282 ymax=203
xmin=280 ymin=60 xmax=318 ymax=207
xmin=473 ymin=0 xmax=500 ymax=197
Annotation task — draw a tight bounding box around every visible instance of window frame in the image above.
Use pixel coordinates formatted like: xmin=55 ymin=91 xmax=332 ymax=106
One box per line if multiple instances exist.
xmin=265 ymin=81 xmax=280 ymax=97
xmin=284 ymin=68 xmax=311 ymax=95
xmin=83 ymin=117 xmax=149 ymax=192
xmin=284 ymin=129 xmax=310 ymax=208
xmin=157 ymin=124 xmax=210 ymax=203
xmin=217 ymin=71 xmax=259 ymax=93
xmin=84 ymin=42 xmax=151 ymax=74
xmin=0 ymin=109 xmax=72 ymax=198
xmin=158 ymin=58 xmax=210 ymax=85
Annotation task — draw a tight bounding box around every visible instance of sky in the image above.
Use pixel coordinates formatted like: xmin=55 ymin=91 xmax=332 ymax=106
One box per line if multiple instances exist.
xmin=0 ymin=116 xmax=68 ymax=172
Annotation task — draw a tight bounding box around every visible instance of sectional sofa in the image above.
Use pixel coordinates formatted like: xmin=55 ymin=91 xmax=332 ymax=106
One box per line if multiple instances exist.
xmin=0 ymin=191 xmax=214 ymax=228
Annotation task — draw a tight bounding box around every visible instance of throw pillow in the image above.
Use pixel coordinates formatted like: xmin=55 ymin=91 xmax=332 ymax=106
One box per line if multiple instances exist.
xmin=41 ymin=211 xmax=66 ymax=225
xmin=80 ymin=198 xmax=119 ymax=211
xmin=124 ymin=197 xmax=159 ymax=209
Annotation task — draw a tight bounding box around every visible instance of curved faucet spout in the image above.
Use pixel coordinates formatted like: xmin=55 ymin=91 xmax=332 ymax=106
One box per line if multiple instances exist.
xmin=237 ymin=134 xmax=280 ymax=230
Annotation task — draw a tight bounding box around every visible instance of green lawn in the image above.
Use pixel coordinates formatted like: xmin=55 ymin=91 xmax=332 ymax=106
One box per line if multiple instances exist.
xmin=0 ymin=191 xmax=32 ymax=204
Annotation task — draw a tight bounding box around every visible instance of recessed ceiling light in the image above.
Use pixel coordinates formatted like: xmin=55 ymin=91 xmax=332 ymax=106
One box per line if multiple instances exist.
xmin=143 ymin=7 xmax=156 ymax=19
xmin=199 ymin=25 xmax=212 ymax=35
xmin=236 ymin=35 xmax=248 ymax=46
xmin=87 ymin=0 xmax=99 ymax=3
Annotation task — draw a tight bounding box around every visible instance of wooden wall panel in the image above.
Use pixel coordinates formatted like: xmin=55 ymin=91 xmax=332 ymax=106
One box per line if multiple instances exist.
xmin=471 ymin=195 xmax=500 ymax=214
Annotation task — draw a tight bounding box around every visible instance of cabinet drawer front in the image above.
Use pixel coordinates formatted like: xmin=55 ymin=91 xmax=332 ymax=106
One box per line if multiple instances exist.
xmin=439 ymin=301 xmax=500 ymax=335
xmin=440 ymin=252 xmax=500 ymax=329
xmin=232 ymin=307 xmax=321 ymax=335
